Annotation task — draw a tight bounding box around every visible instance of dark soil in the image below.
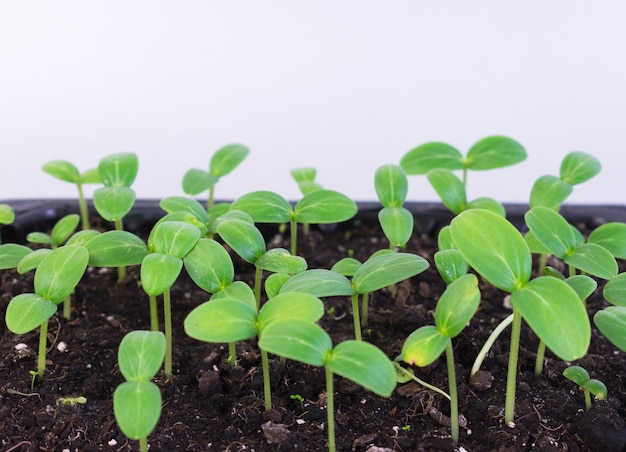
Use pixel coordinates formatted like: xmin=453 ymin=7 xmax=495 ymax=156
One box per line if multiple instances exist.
xmin=1 ymin=203 xmax=626 ymax=451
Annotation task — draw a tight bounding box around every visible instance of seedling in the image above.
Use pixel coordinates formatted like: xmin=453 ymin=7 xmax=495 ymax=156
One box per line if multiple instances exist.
xmin=374 ymin=164 xmax=413 ymax=249
xmin=258 ymin=318 xmax=396 ymax=452
xmin=182 ymin=143 xmax=249 ymax=212
xmin=229 ymin=189 xmax=357 ymax=255
xmin=291 ymin=167 xmax=323 ymax=195
xmin=113 ymin=330 xmax=165 ymax=452
xmin=42 ymin=160 xmax=101 ymax=230
xmin=0 ymin=203 xmax=15 ymax=244
xmin=594 ymin=272 xmax=626 ymax=353
xmin=562 ymin=365 xmax=607 ymax=410
xmin=5 ymin=245 xmax=89 ymax=382
xmin=280 ymin=251 xmax=429 ymax=340
xmin=449 ymin=208 xmax=590 ymax=424
xmin=401 ymin=274 xmax=481 ymax=444
xmin=93 ymin=152 xmax=139 ymax=280
xmin=184 ymin=291 xmax=324 ymax=410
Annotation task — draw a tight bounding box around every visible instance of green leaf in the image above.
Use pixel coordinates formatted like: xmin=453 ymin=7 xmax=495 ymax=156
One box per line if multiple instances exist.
xmin=66 ymin=229 xmax=100 ymax=246
xmin=327 ymin=340 xmax=397 ymax=397
xmin=153 ymin=212 xmax=209 ymax=238
xmin=331 ymin=257 xmax=361 ymax=276
xmin=594 ymin=306 xmax=626 ymax=352
xmin=85 ymin=230 xmax=148 ymax=267
xmin=426 ymin=169 xmax=466 ymax=214
xmin=184 ymin=298 xmax=258 ymax=343
xmin=0 ymin=204 xmax=15 ymax=224
xmin=564 ymin=243 xmax=618 ymax=280
xmin=435 ymin=274 xmax=480 ymax=338
xmin=182 ymin=168 xmax=219 ymax=195
xmin=294 ymin=189 xmax=358 ymax=224
xmin=378 ymin=207 xmax=414 ymax=247
xmin=560 ymin=151 xmax=601 ymax=185
xmin=401 ymin=325 xmax=449 ymax=367
xmin=209 ymin=143 xmax=249 ymax=177
xmin=562 ymin=365 xmax=590 ymax=386
xmin=98 ymin=152 xmax=138 ymax=187
xmin=140 ymin=253 xmax=183 ymax=296
xmin=604 ymin=273 xmax=626 ymax=306
xmin=529 ymin=175 xmax=573 ymax=209
xmin=258 ymin=319 xmax=332 ymax=367
xmin=280 ymin=269 xmax=354 ymax=297
xmin=524 ymin=230 xmax=552 ymax=255
xmin=265 ymin=273 xmax=292 ymax=298
xmin=230 ymin=191 xmax=292 ymax=224
xmin=437 ymin=226 xmax=454 ymax=251
xmin=584 ymin=379 xmax=607 ymax=400
xmin=5 ymin=293 xmax=57 ymax=334
xmin=113 ymin=382 xmax=162 ymax=440
xmin=588 ymin=222 xmax=626 ymax=259
xmin=511 ymin=276 xmax=590 ymax=361
xmin=400 ymin=142 xmax=464 ymax=175
xmin=34 ymin=245 xmax=89 ymax=303
xmin=0 ymin=244 xmax=32 ymax=269
xmin=465 ymin=135 xmax=527 ymax=170
xmin=93 ymin=186 xmax=136 ymax=221
xmin=211 ymin=281 xmax=256 ymax=310
xmin=255 ymin=248 xmax=307 ymax=274
xmin=434 ymin=249 xmax=468 ymax=284
xmin=465 ymin=197 xmax=506 ymax=217
xmin=42 ymin=160 xmax=80 ymax=183
xmin=257 ymin=292 xmax=324 ymax=330
xmin=51 ymin=214 xmax=80 ymax=245
xmin=80 ymin=167 xmax=101 ymax=184
xmin=149 ymin=221 xmax=200 ymax=258
xmin=17 ymin=248 xmax=50 ymax=273
xmin=160 ymin=196 xmax=210 ymax=226
xmin=374 ymin=164 xmax=408 ymax=208
xmin=117 ymin=330 xmax=166 ymax=381
xmin=565 ymin=275 xmax=597 ymax=302
xmin=450 ymin=209 xmax=531 ymax=292
xmin=183 ymin=238 xmax=234 ymax=293
xmin=524 ymin=206 xmax=582 ymax=259
xmin=352 ymin=252 xmax=429 ymax=294
xmin=216 ymin=219 xmax=266 ymax=264
xmin=291 ymin=167 xmax=317 ymax=184
xmin=26 ymin=232 xmax=53 ymax=246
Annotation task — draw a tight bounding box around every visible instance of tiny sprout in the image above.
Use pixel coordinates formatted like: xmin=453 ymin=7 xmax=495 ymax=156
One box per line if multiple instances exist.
xmin=562 ymin=365 xmax=607 ymax=410
xmin=291 ymin=167 xmax=323 ymax=195
xmin=290 ymin=393 xmax=305 ymax=403
xmin=0 ymin=203 xmax=15 ymax=244
xmin=374 ymin=164 xmax=414 ymax=249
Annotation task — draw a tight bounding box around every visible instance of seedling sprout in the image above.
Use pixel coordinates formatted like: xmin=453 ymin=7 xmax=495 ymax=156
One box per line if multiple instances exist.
xmin=562 ymin=365 xmax=607 ymax=411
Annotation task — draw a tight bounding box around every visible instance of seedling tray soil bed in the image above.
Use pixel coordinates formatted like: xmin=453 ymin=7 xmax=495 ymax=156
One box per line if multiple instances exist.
xmin=1 ymin=200 xmax=626 ymax=451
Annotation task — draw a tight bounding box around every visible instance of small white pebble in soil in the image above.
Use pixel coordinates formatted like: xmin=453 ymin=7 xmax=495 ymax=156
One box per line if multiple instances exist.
xmin=296 ymin=419 xmax=306 ymax=425
xmin=57 ymin=342 xmax=67 ymax=352
xmin=86 ymin=364 xmax=92 ymax=369
xmin=98 ymin=267 xmax=109 ymax=274
xmin=108 ymin=439 xmax=117 ymax=446
xmin=503 ymin=295 xmax=512 ymax=310
xmin=184 ymin=292 xmax=191 ymax=299
xmin=458 ymin=447 xmax=468 ymax=452
xmin=15 ymin=343 xmax=28 ymax=351
xmin=392 ymin=426 xmax=400 ymax=434
xmin=361 ymin=398 xmax=367 ymax=404
xmin=106 ymin=315 xmax=114 ymax=322
xmin=507 ymin=421 xmax=516 ymax=429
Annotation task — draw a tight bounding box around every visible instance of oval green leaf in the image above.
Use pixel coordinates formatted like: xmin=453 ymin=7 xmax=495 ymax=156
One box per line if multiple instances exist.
xmin=401 ymin=325 xmax=449 ymax=367
xmin=255 ymin=248 xmax=307 ymax=274
xmin=374 ymin=164 xmax=408 ymax=208
xmin=560 ymin=151 xmax=601 ymax=185
xmin=5 ymin=293 xmax=57 ymax=334
xmin=42 ymin=160 xmax=80 ymax=183
xmin=353 ymin=252 xmax=429 ymax=294
xmin=399 ymin=142 xmax=464 ymax=175
xmin=426 ymin=169 xmax=466 ymax=214
xmin=216 ymin=219 xmax=266 ymax=264
xmin=183 ymin=238 xmax=234 ymax=293
xmin=529 ymin=175 xmax=573 ymax=209
xmin=149 ymin=221 xmax=200 ymax=258
xmin=465 ymin=135 xmax=526 ymax=171
xmin=34 ymin=245 xmax=89 ymax=303
xmin=230 ymin=191 xmax=292 ymax=224
xmin=93 ymin=186 xmax=136 ymax=221
xmin=140 ymin=253 xmax=183 ymax=296
xmin=98 ymin=152 xmax=138 ymax=187
xmin=51 ymin=214 xmax=80 ymax=245
xmin=85 ymin=230 xmax=148 ymax=267
xmin=118 ymin=330 xmax=166 ymax=381
xmin=184 ymin=298 xmax=258 ymax=343
xmin=588 ymin=222 xmax=626 ymax=259
xmin=280 ymin=269 xmax=354 ymax=297
xmin=524 ymin=206 xmax=582 ymax=259
xmin=0 ymin=244 xmax=33 ymax=270
xmin=435 ymin=274 xmax=480 ymax=338
xmin=182 ymin=168 xmax=218 ymax=195
xmin=113 ymin=382 xmax=162 ymax=440
xmin=603 ymin=273 xmax=626 ymax=306
xmin=209 ymin=143 xmax=249 ymax=177
xmin=294 ymin=189 xmax=357 ymax=225
xmin=258 ymin=319 xmax=331 ymax=367
xmin=594 ymin=306 xmax=626 ymax=352
xmin=378 ymin=207 xmax=414 ymax=248
xmin=258 ymin=292 xmax=324 ymax=330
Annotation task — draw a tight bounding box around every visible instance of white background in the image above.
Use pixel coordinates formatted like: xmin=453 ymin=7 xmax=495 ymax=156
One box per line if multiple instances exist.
xmin=1 ymin=1 xmax=624 ymax=205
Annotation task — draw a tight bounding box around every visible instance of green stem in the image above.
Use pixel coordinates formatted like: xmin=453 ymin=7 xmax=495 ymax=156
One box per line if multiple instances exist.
xmin=393 ymin=362 xmax=451 ymax=400
xmin=139 ymin=436 xmax=147 ymax=452
xmin=114 ymin=218 xmax=126 ymax=281
xmin=37 ymin=320 xmax=49 ymax=382
xmin=208 ymin=185 xmax=215 ymax=212
xmin=76 ymin=183 xmax=90 ymax=230
xmin=163 ymin=289 xmax=172 ymax=379
xmin=261 ymin=349 xmax=272 ymax=411
xmin=63 ymin=294 xmax=71 ymax=320
xmin=361 ymin=292 xmax=369 ymax=328
xmin=505 ymin=308 xmax=522 ymax=424
xmin=254 ymin=266 xmax=262 ymax=311
xmin=445 ymin=341 xmax=459 ymax=445
xmin=351 ymin=293 xmax=362 ymax=341
xmin=471 ymin=313 xmax=514 ymax=377
xmin=228 ymin=342 xmax=237 ymax=367
xmin=325 ymin=366 xmax=336 ymax=452
xmin=537 ymin=253 xmax=548 ymax=276
xmin=584 ymin=389 xmax=592 ymax=411
xmin=534 ymin=340 xmax=546 ymax=375
xmin=149 ymin=295 xmax=159 ymax=331
xmin=290 ymin=218 xmax=298 ymax=256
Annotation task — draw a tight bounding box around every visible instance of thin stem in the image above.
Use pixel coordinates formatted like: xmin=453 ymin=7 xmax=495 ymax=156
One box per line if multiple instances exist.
xmin=393 ymin=362 xmax=451 ymax=400
xmin=149 ymin=294 xmax=159 ymax=331
xmin=360 ymin=292 xmax=369 ymax=328
xmin=471 ymin=313 xmax=514 ymax=377
xmin=114 ymin=218 xmax=126 ymax=281
xmin=139 ymin=436 xmax=148 ymax=452
xmin=290 ymin=218 xmax=298 ymax=256
xmin=63 ymin=294 xmax=71 ymax=320
xmin=76 ymin=183 xmax=90 ymax=230
xmin=254 ymin=266 xmax=262 ymax=311
xmin=445 ymin=341 xmax=459 ymax=445
xmin=261 ymin=349 xmax=272 ymax=411
xmin=351 ymin=293 xmax=362 ymax=341
xmin=534 ymin=340 xmax=546 ymax=375
xmin=584 ymin=390 xmax=592 ymax=411
xmin=505 ymin=308 xmax=522 ymax=424
xmin=208 ymin=185 xmax=215 ymax=212
xmin=325 ymin=366 xmax=336 ymax=452
xmin=37 ymin=320 xmax=49 ymax=382
xmin=228 ymin=342 xmax=237 ymax=367
xmin=163 ymin=289 xmax=173 ymax=379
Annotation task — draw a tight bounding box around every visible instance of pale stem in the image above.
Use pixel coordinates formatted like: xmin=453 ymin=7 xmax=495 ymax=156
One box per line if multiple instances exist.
xmin=351 ymin=293 xmax=362 ymax=341
xmin=445 ymin=340 xmax=459 ymax=444
xmin=254 ymin=267 xmax=262 ymax=311
xmin=471 ymin=313 xmax=514 ymax=377
xmin=149 ymin=294 xmax=159 ymax=331
xmin=139 ymin=436 xmax=148 ymax=452
xmin=37 ymin=320 xmax=49 ymax=382
xmin=114 ymin=218 xmax=126 ymax=280
xmin=290 ymin=218 xmax=298 ymax=256
xmin=505 ymin=308 xmax=522 ymax=424
xmin=360 ymin=292 xmax=369 ymax=328
xmin=325 ymin=366 xmax=336 ymax=452
xmin=163 ymin=289 xmax=173 ymax=379
xmin=261 ymin=349 xmax=272 ymax=411
xmin=76 ymin=183 xmax=90 ymax=230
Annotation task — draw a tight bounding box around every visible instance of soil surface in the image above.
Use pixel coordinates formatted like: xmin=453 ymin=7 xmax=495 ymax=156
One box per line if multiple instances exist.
xmin=1 ymin=204 xmax=626 ymax=451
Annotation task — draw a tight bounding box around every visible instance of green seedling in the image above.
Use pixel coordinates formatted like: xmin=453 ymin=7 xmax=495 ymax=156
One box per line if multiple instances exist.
xmin=182 ymin=143 xmax=249 ymax=212
xmin=587 ymin=222 xmax=626 ymax=260
xmin=215 ymin=216 xmax=307 ymax=309
xmin=593 ymin=272 xmax=626 ymax=353
xmin=258 ymin=318 xmax=396 ymax=452
xmin=56 ymin=396 xmax=87 ymax=406
xmin=280 ymin=251 xmax=429 ymax=340
xmin=113 ymin=330 xmax=166 ymax=452
xmin=185 ymin=291 xmax=324 ymax=410
xmin=229 ymin=189 xmax=357 ymax=255
xmin=291 ymin=167 xmax=323 ymax=195
xmin=401 ymin=274 xmax=480 ymax=444
xmin=5 ymin=245 xmax=89 ymax=382
xmin=374 ymin=164 xmax=414 ymax=249
xmin=42 ymin=160 xmax=101 ymax=230
xmin=0 ymin=203 xmax=15 ymax=244
xmin=562 ymin=365 xmax=607 ymax=410
xmin=449 ymin=209 xmax=590 ymax=424
xmin=142 ymin=220 xmax=201 ymax=379
xmin=529 ymin=152 xmax=601 ymax=210
xmin=93 ymin=152 xmax=139 ymax=280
